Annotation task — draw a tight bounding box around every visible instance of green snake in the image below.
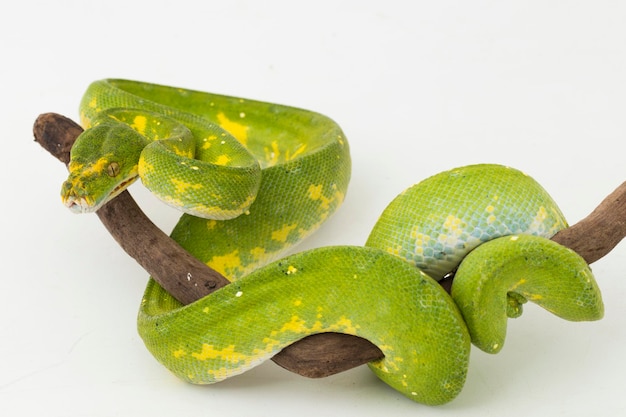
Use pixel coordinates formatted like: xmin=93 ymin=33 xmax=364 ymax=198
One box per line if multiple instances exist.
xmin=61 ymin=79 xmax=604 ymax=405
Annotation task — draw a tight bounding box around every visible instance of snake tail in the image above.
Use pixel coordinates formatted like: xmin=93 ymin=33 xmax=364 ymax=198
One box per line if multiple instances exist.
xmin=450 ymin=234 xmax=604 ymax=353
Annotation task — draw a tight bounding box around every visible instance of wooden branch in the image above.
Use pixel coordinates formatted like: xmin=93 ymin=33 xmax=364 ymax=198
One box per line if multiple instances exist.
xmin=551 ymin=182 xmax=626 ymax=264
xmin=34 ymin=113 xmax=625 ymax=379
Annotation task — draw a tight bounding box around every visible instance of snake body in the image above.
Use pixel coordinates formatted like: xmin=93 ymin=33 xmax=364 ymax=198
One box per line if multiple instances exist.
xmin=62 ymin=79 xmax=604 ymax=405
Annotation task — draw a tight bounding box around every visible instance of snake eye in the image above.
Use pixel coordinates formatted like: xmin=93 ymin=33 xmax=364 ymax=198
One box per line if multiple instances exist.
xmin=107 ymin=162 xmax=120 ymax=177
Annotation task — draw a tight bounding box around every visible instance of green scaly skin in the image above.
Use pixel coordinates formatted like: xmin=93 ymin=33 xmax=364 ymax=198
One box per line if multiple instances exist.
xmin=140 ymin=246 xmax=470 ymax=405
xmin=451 ymin=234 xmax=602 ymax=353
xmin=61 ymin=79 xmax=603 ymax=405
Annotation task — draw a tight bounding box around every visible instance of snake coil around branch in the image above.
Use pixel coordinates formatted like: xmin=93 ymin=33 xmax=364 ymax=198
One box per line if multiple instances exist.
xmin=34 ymin=112 xmax=626 ymax=378
xmin=35 ymin=87 xmax=626 ymax=407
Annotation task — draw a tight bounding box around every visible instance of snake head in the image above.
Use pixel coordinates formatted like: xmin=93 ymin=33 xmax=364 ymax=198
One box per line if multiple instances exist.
xmin=61 ymin=122 xmax=146 ymax=213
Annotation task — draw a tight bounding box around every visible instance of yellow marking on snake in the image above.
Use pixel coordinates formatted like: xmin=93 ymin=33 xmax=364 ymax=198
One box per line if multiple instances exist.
xmin=192 ymin=344 xmax=247 ymax=363
xmin=386 ymin=244 xmax=403 ymax=257
xmin=217 ymin=112 xmax=248 ymax=146
xmin=207 ymin=250 xmax=242 ymax=278
xmin=171 ymin=178 xmax=203 ymax=194
xmin=332 ymin=317 xmax=359 ymax=334
xmin=280 ymin=316 xmax=308 ymax=334
xmin=215 ymin=154 xmax=231 ymax=166
xmin=201 ymin=135 xmax=218 ymax=150
xmin=79 ymin=157 xmax=110 ymax=176
xmin=509 ymin=278 xmax=527 ymax=292
xmin=131 ymin=115 xmax=147 ymax=134
xmin=308 ymin=184 xmax=323 ymax=200
xmin=275 ymin=315 xmax=359 ymax=336
xmin=529 ymin=206 xmax=548 ymax=232
xmin=173 ymin=348 xmax=186 ymax=358
xmin=307 ymin=183 xmax=344 ymax=214
xmin=286 ymin=144 xmax=307 ymax=161
xmin=265 ymin=141 xmax=281 ymax=166
xmin=249 ymin=247 xmax=266 ymax=259
xmin=271 ymin=223 xmax=297 ymax=242
xmin=138 ymin=159 xmax=155 ymax=175
xmin=443 ymin=215 xmax=465 ymax=238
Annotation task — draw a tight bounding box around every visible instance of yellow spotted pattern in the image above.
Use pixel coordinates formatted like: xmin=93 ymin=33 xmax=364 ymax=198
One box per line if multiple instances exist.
xmin=63 ymin=80 xmax=603 ymax=406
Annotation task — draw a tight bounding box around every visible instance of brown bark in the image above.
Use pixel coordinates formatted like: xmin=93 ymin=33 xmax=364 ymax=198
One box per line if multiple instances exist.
xmin=33 ymin=113 xmax=625 ymax=378
xmin=551 ymin=181 xmax=626 ymax=264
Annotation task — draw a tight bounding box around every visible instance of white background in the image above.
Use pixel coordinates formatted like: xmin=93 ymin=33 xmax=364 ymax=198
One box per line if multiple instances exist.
xmin=2 ymin=1 xmax=625 ymax=415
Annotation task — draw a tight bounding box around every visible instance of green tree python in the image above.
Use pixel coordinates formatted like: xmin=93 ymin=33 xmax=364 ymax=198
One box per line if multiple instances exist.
xmin=61 ymin=79 xmax=604 ymax=405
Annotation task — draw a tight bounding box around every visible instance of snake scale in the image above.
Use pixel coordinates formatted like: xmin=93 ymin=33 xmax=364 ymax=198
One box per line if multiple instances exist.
xmin=61 ymin=79 xmax=604 ymax=405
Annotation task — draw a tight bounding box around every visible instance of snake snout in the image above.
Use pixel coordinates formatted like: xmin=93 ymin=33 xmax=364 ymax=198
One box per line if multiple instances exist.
xmin=61 ymin=180 xmax=97 ymax=213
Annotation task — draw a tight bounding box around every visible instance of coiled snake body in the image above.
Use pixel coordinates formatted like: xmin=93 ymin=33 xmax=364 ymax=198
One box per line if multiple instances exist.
xmin=62 ymin=79 xmax=603 ymax=405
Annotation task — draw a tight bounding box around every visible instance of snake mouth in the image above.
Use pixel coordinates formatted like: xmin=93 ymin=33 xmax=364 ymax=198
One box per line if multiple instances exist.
xmin=63 ymin=195 xmax=96 ymax=213
xmin=62 ymin=175 xmax=138 ymax=213
xmin=106 ymin=175 xmax=138 ymax=199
